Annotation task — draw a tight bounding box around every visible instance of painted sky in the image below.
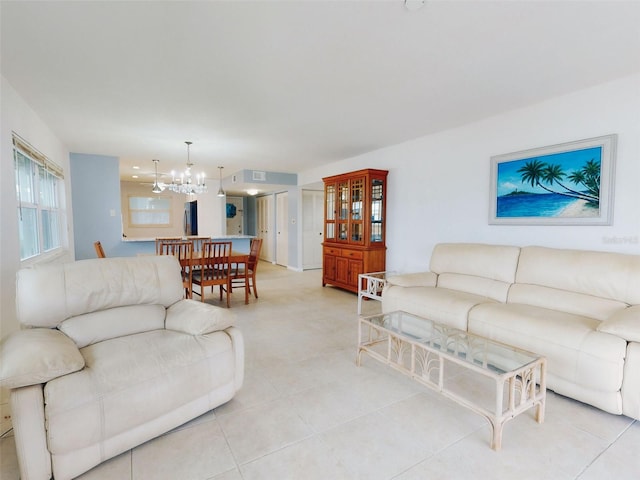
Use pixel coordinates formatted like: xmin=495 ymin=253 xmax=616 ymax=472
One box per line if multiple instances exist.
xmin=496 ymin=146 xmax=602 ymax=197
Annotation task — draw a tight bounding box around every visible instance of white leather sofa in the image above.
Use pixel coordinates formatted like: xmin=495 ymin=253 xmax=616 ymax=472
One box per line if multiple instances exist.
xmin=382 ymin=243 xmax=640 ymax=420
xmin=0 ymin=256 xmax=244 ymax=480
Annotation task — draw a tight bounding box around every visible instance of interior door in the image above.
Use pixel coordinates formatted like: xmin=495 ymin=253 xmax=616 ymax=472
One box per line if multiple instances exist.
xmin=257 ymin=195 xmax=274 ymax=262
xmin=225 ymin=196 xmax=244 ymax=235
xmin=302 ymin=190 xmax=323 ymax=269
xmin=276 ymin=192 xmax=288 ymax=267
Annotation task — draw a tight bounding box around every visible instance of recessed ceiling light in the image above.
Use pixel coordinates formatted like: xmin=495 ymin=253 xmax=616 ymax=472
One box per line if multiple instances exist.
xmin=132 ymin=175 xmax=139 ymax=179
xmin=133 ymin=165 xmax=140 ymax=170
xmin=404 ymin=0 xmax=425 ymax=12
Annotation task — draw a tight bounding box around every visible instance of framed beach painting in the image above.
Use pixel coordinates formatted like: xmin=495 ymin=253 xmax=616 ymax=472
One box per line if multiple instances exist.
xmin=489 ymin=134 xmax=617 ymax=225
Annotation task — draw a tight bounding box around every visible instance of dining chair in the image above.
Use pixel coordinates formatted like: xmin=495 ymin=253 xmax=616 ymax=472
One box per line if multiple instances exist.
xmin=190 ymin=236 xmax=210 ymax=255
xmin=94 ymin=241 xmax=106 ymax=258
xmin=155 ymin=237 xmax=184 ymax=254
xmin=157 ymin=240 xmax=193 ymax=299
xmin=192 ymin=241 xmax=232 ymax=307
xmin=231 ymin=238 xmax=263 ymax=299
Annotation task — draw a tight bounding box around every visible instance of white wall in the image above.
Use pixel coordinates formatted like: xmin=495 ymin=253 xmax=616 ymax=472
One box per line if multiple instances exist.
xmin=0 ymin=76 xmax=73 ymax=337
xmin=196 ymin=191 xmax=226 ymax=237
xmin=0 ymin=76 xmax=73 ymax=428
xmin=299 ymin=73 xmax=640 ymax=273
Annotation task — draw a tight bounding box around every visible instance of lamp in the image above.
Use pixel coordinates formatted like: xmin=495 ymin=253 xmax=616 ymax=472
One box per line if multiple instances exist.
xmin=167 ymin=141 xmax=207 ymax=195
xmin=217 ymin=166 xmax=225 ymax=197
xmin=151 ymin=159 xmax=162 ymax=193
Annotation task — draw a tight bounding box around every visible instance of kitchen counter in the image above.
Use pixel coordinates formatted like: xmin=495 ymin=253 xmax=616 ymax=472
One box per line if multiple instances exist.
xmin=113 ymin=235 xmax=255 ymax=257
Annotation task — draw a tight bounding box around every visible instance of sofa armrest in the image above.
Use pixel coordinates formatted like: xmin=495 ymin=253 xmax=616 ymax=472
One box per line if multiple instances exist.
xmin=166 ymin=299 xmax=236 ymax=335
xmin=598 ymin=305 xmax=640 ymax=342
xmin=11 ymin=384 xmax=52 ymax=480
xmin=386 ymin=272 xmax=437 ymax=288
xmin=224 ymin=326 xmax=245 ymax=391
xmin=0 ymin=329 xmax=85 ymax=389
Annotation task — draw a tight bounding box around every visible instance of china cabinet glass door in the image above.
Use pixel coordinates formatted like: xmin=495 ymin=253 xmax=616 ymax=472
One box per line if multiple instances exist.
xmin=370 ymin=178 xmax=384 ymax=243
xmin=325 ymin=183 xmax=336 ymax=241
xmin=350 ymin=177 xmax=364 ymax=244
xmin=337 ymin=181 xmax=349 ymax=241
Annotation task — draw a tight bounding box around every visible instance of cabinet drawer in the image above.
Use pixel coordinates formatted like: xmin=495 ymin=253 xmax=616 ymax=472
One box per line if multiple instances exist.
xmin=324 ymin=247 xmax=342 ymax=256
xmin=341 ymin=249 xmax=363 ymax=260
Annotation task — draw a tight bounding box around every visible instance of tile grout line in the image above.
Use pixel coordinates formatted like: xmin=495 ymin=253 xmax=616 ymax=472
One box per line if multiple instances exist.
xmin=573 ymin=418 xmax=637 ymax=479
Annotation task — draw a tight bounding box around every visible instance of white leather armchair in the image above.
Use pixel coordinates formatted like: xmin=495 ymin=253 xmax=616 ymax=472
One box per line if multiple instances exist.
xmin=0 ymin=255 xmax=244 ymax=480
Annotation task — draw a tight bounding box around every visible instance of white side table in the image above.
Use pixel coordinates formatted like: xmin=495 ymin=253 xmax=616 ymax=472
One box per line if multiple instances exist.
xmin=357 ymin=271 xmax=396 ymax=315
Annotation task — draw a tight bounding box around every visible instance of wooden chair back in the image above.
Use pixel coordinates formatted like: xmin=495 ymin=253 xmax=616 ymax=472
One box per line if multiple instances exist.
xmin=157 ymin=240 xmax=193 ymax=298
xmin=248 ymin=238 xmax=263 ymax=272
xmin=94 ymin=241 xmax=106 ymax=258
xmin=155 ymin=237 xmax=184 ymax=254
xmin=193 ymin=241 xmax=232 ymax=306
xmin=231 ymin=238 xmax=263 ymax=299
xmin=190 ymin=236 xmax=210 ymax=255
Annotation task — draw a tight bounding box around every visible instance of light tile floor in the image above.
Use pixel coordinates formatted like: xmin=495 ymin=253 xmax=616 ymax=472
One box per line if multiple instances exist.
xmin=1 ymin=262 xmax=638 ymax=479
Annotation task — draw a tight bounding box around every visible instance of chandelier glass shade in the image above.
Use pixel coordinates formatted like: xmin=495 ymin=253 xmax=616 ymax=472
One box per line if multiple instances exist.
xmin=217 ymin=166 xmax=225 ymax=197
xmin=167 ymin=141 xmax=208 ymax=195
xmin=151 ymin=159 xmax=162 ymax=193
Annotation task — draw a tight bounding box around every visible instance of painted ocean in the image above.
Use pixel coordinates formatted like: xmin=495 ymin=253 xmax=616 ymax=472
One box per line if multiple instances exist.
xmin=497 ymin=192 xmax=587 ymax=217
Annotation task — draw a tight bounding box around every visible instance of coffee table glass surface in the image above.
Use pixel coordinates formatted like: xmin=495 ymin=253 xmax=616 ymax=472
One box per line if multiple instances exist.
xmin=357 ymin=310 xmax=546 ymax=450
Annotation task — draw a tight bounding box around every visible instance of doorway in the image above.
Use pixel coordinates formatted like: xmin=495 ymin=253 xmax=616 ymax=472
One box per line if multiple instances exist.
xmin=276 ymin=192 xmax=288 ymax=267
xmin=225 ymin=196 xmax=244 ymax=235
xmin=302 ymin=190 xmax=323 ymax=269
xmin=256 ymin=195 xmax=273 ymax=262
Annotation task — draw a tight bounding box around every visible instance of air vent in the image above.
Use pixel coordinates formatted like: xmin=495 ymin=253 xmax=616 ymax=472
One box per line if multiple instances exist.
xmin=252 ymin=171 xmax=267 ymax=181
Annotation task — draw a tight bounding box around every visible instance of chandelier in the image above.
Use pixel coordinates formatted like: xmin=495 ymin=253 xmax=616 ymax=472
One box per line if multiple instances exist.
xmin=167 ymin=141 xmax=207 ymax=195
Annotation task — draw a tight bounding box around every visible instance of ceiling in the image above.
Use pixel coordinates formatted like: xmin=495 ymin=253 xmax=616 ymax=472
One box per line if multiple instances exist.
xmin=2 ymin=1 xmax=640 ymax=193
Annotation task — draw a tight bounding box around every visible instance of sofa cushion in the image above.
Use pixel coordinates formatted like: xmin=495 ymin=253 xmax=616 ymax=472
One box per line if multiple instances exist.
xmin=385 ymin=272 xmax=437 ymax=288
xmin=44 ymin=329 xmax=235 ymax=455
xmin=382 ymin=286 xmax=496 ymax=331
xmin=516 ymin=246 xmax=640 ymax=305
xmin=166 ymin=299 xmax=236 ymax=335
xmin=468 ymin=303 xmax=626 ymax=393
xmin=437 ymin=273 xmax=512 ymax=303
xmin=597 ymin=305 xmax=640 ymax=342
xmin=16 ymin=256 xmax=184 ymax=329
xmin=508 ymin=284 xmax=627 ymax=321
xmin=429 ymin=243 xmax=521 ymax=283
xmin=0 ymin=329 xmax=84 ymax=389
xmin=59 ymin=304 xmax=166 ymax=348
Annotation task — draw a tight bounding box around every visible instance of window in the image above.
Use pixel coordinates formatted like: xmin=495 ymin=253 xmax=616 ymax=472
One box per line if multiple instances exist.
xmin=128 ymin=196 xmax=172 ymax=227
xmin=14 ymin=135 xmax=64 ymax=261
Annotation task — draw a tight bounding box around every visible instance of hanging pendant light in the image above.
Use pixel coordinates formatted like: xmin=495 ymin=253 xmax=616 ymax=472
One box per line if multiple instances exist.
xmin=217 ymin=166 xmax=225 ymax=197
xmin=151 ymin=159 xmax=162 ymax=193
xmin=167 ymin=141 xmax=207 ymax=195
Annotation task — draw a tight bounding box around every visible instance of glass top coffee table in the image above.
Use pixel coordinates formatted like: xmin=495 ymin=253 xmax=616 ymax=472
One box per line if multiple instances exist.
xmin=357 ymin=310 xmax=546 ymax=450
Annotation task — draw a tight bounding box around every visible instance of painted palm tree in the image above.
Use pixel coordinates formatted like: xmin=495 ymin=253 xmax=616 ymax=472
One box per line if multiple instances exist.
xmin=542 ymin=163 xmax=598 ymax=202
xmin=517 ymin=159 xmax=553 ymax=192
xmin=567 ymin=159 xmax=601 ymax=201
xmin=517 ymin=158 xmax=600 ymax=205
xmin=581 ymin=159 xmax=601 ymax=198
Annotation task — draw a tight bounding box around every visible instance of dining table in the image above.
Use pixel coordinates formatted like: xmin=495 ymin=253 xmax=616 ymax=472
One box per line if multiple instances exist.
xmin=181 ymin=250 xmax=250 ymax=305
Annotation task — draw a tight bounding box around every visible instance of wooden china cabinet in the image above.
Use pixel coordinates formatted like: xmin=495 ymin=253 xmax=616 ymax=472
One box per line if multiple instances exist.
xmin=322 ymin=168 xmax=388 ymax=293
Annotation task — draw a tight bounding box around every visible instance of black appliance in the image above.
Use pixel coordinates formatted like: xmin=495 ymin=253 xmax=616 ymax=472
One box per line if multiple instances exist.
xmin=184 ymin=200 xmax=198 ymax=235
